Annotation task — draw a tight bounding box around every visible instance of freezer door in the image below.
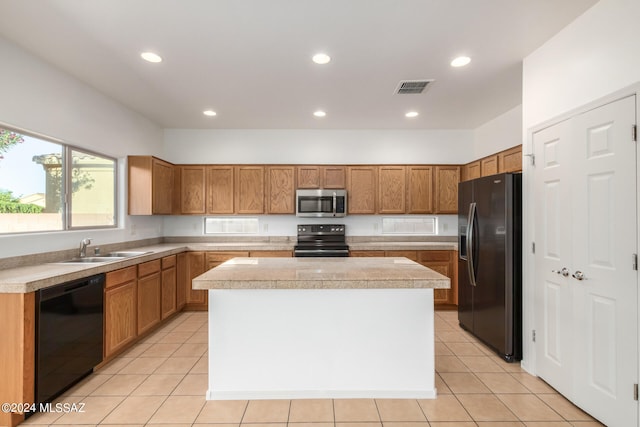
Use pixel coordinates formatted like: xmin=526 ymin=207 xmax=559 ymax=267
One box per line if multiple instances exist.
xmin=473 ymin=174 xmax=510 ymax=358
xmin=457 ymin=179 xmax=474 ymax=332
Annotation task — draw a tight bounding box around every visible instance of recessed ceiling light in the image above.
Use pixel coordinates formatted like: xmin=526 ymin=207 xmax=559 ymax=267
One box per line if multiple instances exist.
xmin=203 ymin=110 xmax=217 ymax=117
xmin=313 ymin=110 xmax=327 ymax=117
xmin=141 ymin=52 xmax=162 ymax=63
xmin=312 ymin=53 xmax=331 ymax=65
xmin=405 ymin=111 xmax=419 ymax=118
xmin=451 ymin=56 xmax=471 ymax=67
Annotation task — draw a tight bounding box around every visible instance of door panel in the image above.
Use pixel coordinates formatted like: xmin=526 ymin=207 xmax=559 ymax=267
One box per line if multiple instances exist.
xmin=457 ymin=180 xmax=474 ymax=331
xmin=534 ymin=118 xmax=574 ymax=398
xmin=571 ymin=95 xmax=637 ymax=425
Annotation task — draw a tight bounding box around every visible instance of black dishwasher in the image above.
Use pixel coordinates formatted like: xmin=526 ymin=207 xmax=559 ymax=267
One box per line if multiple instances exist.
xmin=36 ymin=274 xmax=104 ymax=405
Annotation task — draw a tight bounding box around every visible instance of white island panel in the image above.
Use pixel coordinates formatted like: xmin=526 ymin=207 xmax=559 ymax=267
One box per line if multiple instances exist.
xmin=208 ymin=288 xmax=435 ymax=399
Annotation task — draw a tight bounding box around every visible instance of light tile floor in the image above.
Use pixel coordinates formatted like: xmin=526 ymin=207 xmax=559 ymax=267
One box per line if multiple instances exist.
xmin=23 ymin=310 xmax=604 ymax=427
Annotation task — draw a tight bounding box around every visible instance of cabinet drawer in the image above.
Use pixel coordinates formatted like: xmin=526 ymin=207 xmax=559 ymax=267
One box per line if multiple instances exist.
xmin=105 ymin=266 xmax=137 ymax=289
xmin=206 ymin=251 xmax=249 ymax=264
xmin=249 ymin=251 xmax=292 ymax=257
xmin=385 ymin=250 xmax=418 ymax=261
xmin=418 ymin=250 xmax=451 ymax=262
xmin=138 ymin=259 xmax=161 ymax=277
xmin=162 ymin=255 xmax=176 ymax=269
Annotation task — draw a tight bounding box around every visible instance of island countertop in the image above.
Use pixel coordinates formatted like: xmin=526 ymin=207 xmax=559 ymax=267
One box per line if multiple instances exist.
xmin=192 ymin=256 xmax=450 ymax=290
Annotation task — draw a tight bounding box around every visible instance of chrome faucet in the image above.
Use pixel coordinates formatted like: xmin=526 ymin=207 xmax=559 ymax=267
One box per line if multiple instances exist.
xmin=79 ymin=238 xmax=92 ymax=258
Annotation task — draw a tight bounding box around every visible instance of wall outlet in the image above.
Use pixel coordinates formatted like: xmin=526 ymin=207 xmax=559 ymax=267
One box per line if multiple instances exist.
xmin=131 ymin=223 xmax=137 ymax=235
xmin=263 ymin=223 xmax=268 ymax=233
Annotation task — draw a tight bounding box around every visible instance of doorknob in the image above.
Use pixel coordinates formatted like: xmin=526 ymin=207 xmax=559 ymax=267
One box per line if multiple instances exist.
xmin=552 ymin=267 xmax=570 ymax=277
xmin=572 ymin=270 xmax=586 ymax=281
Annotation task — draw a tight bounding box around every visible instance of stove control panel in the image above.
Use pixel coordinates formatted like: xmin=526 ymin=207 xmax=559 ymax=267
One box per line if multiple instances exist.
xmin=297 ymin=224 xmax=345 ymax=235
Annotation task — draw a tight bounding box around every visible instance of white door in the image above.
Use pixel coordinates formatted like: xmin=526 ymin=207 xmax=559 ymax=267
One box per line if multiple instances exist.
xmin=533 ymin=118 xmax=574 ymax=399
xmin=533 ymin=95 xmax=638 ymax=427
xmin=571 ymin=95 xmax=637 ymax=425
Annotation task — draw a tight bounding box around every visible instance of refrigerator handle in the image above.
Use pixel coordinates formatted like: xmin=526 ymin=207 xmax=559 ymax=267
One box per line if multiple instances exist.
xmin=466 ymin=202 xmax=477 ymax=287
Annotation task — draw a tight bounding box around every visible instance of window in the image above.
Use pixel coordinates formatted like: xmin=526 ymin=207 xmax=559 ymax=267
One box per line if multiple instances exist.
xmin=0 ymin=127 xmax=116 ymax=233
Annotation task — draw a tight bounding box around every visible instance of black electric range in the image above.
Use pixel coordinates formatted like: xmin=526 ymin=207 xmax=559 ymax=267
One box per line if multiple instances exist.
xmin=293 ymin=224 xmax=349 ymax=257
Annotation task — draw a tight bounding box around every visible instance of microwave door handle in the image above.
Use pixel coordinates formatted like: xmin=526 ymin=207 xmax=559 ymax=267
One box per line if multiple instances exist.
xmin=332 ymin=192 xmax=337 ymax=216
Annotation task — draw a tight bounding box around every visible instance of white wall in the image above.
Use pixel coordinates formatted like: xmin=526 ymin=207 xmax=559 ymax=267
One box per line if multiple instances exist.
xmin=163 ymin=129 xmax=473 ymax=165
xmin=521 ymin=0 xmax=640 ymax=372
xmin=163 ymin=128 xmax=471 ymax=238
xmin=0 ymin=36 xmax=164 ymax=258
xmin=473 ymin=105 xmax=522 ymax=159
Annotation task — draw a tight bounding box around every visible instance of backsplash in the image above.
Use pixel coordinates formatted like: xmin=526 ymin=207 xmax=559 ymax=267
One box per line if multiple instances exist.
xmin=163 ymin=214 xmax=458 ymax=237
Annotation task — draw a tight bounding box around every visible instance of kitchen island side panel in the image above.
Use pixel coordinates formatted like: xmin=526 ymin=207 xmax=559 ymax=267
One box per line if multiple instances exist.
xmin=206 ymin=288 xmax=435 ymax=399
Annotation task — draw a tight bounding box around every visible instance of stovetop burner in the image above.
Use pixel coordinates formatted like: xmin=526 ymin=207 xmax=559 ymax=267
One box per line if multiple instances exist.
xmin=294 ymin=224 xmax=349 ymax=257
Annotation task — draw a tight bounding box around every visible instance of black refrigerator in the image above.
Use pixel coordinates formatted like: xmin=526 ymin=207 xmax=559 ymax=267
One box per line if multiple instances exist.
xmin=458 ymin=172 xmax=522 ymax=362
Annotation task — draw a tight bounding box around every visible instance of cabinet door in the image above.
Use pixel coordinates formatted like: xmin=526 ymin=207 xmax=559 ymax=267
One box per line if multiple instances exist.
xmin=235 ymin=166 xmax=265 ymax=214
xmin=498 ymin=145 xmax=523 ymax=173
xmin=378 ymin=166 xmax=406 ymax=214
xmin=419 ymin=250 xmax=456 ymax=306
xmin=267 ymin=166 xmax=295 ymax=214
xmin=181 ymin=165 xmax=206 ymax=214
xmin=347 ymin=166 xmax=377 ymax=214
xmin=104 ymin=280 xmax=137 ymax=358
xmin=322 ymin=166 xmax=346 ymax=188
xmin=434 ymin=166 xmax=460 ymax=214
xmin=161 ymin=256 xmax=177 ymax=320
xmin=406 ymin=166 xmax=433 ymax=214
xmin=152 ymin=158 xmax=174 ymax=214
xmin=463 ymin=161 xmax=481 ymax=182
xmin=481 ymin=155 xmax=499 ymax=177
xmin=138 ymin=260 xmax=161 ymax=335
xmin=176 ymin=252 xmax=187 ymax=310
xmin=186 ymin=252 xmax=207 ymax=310
xmin=207 ymin=166 xmax=234 ymax=214
xmin=297 ymin=166 xmax=321 ymax=189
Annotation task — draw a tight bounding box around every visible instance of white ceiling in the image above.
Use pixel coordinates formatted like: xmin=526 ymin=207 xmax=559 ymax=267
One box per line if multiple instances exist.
xmin=0 ymin=0 xmax=597 ymax=130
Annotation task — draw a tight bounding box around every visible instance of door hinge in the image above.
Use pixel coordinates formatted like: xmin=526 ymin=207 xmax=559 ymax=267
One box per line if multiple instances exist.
xmin=634 ymin=383 xmax=638 ymax=401
xmin=633 ymin=254 xmax=638 ymax=271
xmin=633 ymin=125 xmax=637 ymax=142
xmin=532 ymin=330 xmax=536 ymax=342
xmin=532 ymin=242 xmax=536 ymax=254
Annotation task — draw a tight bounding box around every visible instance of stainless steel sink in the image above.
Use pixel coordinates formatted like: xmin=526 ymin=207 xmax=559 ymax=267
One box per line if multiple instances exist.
xmin=60 ymin=256 xmax=126 ymax=263
xmin=103 ymin=251 xmax=152 ymax=257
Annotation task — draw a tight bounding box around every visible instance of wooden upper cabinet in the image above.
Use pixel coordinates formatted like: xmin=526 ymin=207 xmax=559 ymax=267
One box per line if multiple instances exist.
xmin=181 ymin=165 xmax=206 ymax=214
xmin=347 ymin=166 xmax=377 ymax=214
xmin=297 ymin=166 xmax=321 ymax=188
xmin=235 ymin=166 xmax=265 ymax=214
xmin=378 ymin=166 xmax=406 ymax=214
xmin=128 ymin=156 xmax=174 ymax=215
xmin=498 ymin=145 xmax=523 ymax=173
xmin=207 ymin=166 xmax=234 ymax=214
xmin=296 ymin=166 xmax=346 ymax=189
xmin=322 ymin=166 xmax=346 ymax=188
xmin=267 ymin=166 xmax=295 ymax=214
xmin=434 ymin=166 xmax=460 ymax=214
xmin=463 ymin=161 xmax=481 ymax=182
xmin=481 ymin=155 xmax=498 ymax=177
xmin=406 ymin=166 xmax=433 ymax=214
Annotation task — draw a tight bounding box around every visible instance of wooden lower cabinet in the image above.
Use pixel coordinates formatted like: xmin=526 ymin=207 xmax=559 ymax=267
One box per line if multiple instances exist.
xmin=161 ymin=255 xmax=177 ymax=320
xmin=418 ymin=250 xmax=458 ymax=307
xmin=137 ymin=260 xmax=162 ymax=335
xmin=185 ymin=252 xmax=207 ymax=310
xmin=176 ymin=252 xmax=188 ymax=310
xmin=249 ymin=250 xmax=293 ymax=257
xmin=104 ymin=266 xmax=138 ymax=359
xmin=349 ymin=249 xmax=458 ymax=308
xmin=0 ymin=292 xmax=35 ymax=427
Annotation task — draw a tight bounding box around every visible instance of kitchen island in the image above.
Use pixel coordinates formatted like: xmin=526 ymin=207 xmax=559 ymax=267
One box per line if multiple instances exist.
xmin=192 ymin=257 xmax=449 ymax=400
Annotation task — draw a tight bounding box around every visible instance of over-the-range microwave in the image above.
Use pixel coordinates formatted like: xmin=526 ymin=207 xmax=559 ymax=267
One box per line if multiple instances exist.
xmin=296 ymin=189 xmax=347 ymax=218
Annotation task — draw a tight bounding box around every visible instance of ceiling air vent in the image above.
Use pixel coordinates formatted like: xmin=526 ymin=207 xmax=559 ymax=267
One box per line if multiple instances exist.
xmin=395 ymin=79 xmax=434 ymax=95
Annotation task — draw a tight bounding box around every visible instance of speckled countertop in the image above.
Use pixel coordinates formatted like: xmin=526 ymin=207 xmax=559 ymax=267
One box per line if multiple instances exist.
xmin=0 ymin=238 xmax=457 ymax=293
xmin=193 ymin=257 xmax=450 ymax=290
